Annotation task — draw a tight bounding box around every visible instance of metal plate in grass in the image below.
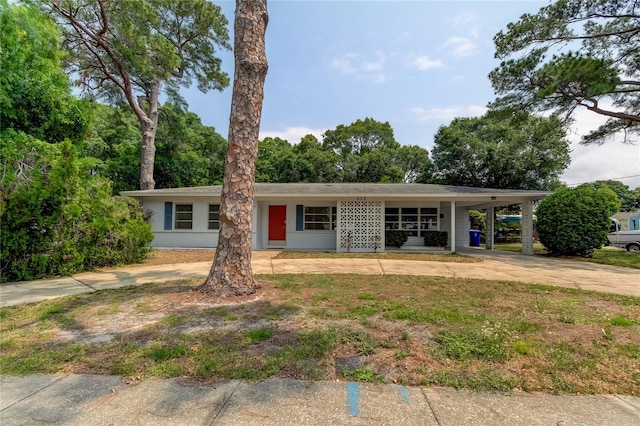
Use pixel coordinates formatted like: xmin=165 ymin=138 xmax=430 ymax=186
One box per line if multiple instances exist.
xmin=335 ymin=355 xmax=364 ymax=376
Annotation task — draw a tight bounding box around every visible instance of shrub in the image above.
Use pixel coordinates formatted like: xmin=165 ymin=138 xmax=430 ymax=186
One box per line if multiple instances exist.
xmin=535 ymin=186 xmax=610 ymax=256
xmin=424 ymin=231 xmax=448 ymax=247
xmin=1 ymin=133 xmax=152 ymax=282
xmin=385 ymin=230 xmax=408 ymax=248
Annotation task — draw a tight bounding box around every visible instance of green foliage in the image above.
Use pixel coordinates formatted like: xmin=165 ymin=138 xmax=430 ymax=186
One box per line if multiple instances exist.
xmin=432 ymin=112 xmax=569 ymax=190
xmin=255 ymin=119 xmax=432 ymax=184
xmin=581 ymin=180 xmax=639 ymax=213
xmin=0 ymin=0 xmax=91 ymax=143
xmin=84 ymin=103 xmax=228 ymax=193
xmin=469 ymin=210 xmax=487 ymax=240
xmin=490 ymin=0 xmax=639 ymax=143
xmin=0 ymin=133 xmax=152 ymax=282
xmin=322 ymin=118 xmax=431 ymax=183
xmin=385 ymin=230 xmax=409 ymax=248
xmin=424 ymin=231 xmax=448 ymax=247
xmin=49 ymin=0 xmax=230 ymax=106
xmin=535 ymin=186 xmax=611 ymax=256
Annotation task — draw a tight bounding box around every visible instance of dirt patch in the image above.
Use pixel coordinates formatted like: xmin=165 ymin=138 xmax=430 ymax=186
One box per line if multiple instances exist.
xmin=139 ymin=250 xmax=216 ymax=266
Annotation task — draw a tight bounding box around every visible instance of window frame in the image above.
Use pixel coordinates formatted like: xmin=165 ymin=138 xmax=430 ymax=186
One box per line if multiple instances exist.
xmin=174 ymin=204 xmax=193 ymax=230
xmin=303 ymin=206 xmax=337 ymax=231
xmin=208 ymin=204 xmax=220 ymax=230
xmin=385 ymin=206 xmax=438 ymax=237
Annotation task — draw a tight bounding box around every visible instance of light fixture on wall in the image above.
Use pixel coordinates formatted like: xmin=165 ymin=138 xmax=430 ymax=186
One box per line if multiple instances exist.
xmin=491 ymin=196 xmax=497 ymax=200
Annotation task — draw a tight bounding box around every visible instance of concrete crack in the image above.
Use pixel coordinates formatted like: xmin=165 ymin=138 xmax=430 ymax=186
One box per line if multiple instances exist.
xmin=420 ymin=387 xmax=442 ymax=426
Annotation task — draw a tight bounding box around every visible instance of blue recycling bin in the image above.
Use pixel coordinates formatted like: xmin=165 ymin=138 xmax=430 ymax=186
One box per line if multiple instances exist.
xmin=469 ymin=229 xmax=481 ymax=247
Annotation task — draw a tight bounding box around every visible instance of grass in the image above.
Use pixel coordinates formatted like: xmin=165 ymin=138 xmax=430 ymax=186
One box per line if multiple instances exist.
xmin=1 ymin=275 xmax=639 ymax=395
xmin=494 ymin=243 xmax=640 ymax=269
xmin=274 ymin=251 xmax=481 ymax=263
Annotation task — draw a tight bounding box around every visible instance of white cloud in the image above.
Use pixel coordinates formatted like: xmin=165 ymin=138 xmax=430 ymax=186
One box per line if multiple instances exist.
xmin=452 ymin=12 xmax=473 ymax=28
xmin=329 ymin=52 xmax=387 ymax=83
xmin=443 ymin=37 xmax=478 ymax=58
xmin=410 ymin=105 xmax=487 ymax=121
xmin=560 ymin=106 xmax=640 ymax=188
xmin=466 ymin=105 xmax=488 ymax=117
xmin=259 ymin=126 xmax=326 ymax=144
xmin=329 ymin=57 xmax=355 ymax=75
xmin=411 ymin=55 xmax=444 ymax=71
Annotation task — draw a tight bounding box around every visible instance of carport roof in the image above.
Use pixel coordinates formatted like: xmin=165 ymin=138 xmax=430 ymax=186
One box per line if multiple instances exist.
xmin=122 ymin=183 xmax=550 ymax=202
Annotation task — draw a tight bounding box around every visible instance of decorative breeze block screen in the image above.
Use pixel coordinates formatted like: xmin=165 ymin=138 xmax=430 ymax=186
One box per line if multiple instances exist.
xmin=337 ymin=201 xmax=384 ymax=252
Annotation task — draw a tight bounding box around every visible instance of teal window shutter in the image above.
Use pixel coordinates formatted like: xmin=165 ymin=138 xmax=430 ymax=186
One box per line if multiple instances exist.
xmin=164 ymin=202 xmax=173 ymax=230
xmin=296 ymin=205 xmax=303 ymax=231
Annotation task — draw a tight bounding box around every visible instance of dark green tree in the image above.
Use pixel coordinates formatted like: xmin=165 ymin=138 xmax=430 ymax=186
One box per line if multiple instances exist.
xmin=490 ymin=0 xmax=639 ymax=144
xmin=256 ymin=137 xmax=295 ymax=182
xmin=395 ymin=145 xmax=432 ymax=183
xmin=577 ymin=182 xmax=621 ymax=216
xmin=322 ymin=117 xmax=400 ymax=157
xmin=154 ymin=104 xmax=227 ymax=189
xmin=1 ymin=133 xmax=152 ymax=282
xmin=48 ymin=0 xmax=231 ymax=189
xmin=535 ymin=186 xmax=610 ymax=256
xmin=292 ymin=134 xmax=341 ymax=183
xmin=0 ymin=0 xmax=90 ymax=143
xmin=431 ymin=113 xmax=570 ymax=190
xmin=581 ymin=180 xmax=640 ymax=212
xmin=322 ymin=118 xmax=412 ymax=183
xmin=86 ymin=103 xmax=228 ymax=193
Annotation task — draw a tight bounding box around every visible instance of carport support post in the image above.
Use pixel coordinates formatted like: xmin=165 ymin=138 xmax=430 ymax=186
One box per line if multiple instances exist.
xmin=450 ymin=201 xmax=456 ymax=252
xmin=485 ymin=207 xmax=494 ymax=250
xmin=522 ymin=200 xmax=534 ymax=255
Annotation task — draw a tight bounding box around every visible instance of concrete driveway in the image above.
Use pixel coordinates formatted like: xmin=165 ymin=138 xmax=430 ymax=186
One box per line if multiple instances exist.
xmin=1 ymin=250 xmax=638 ymax=307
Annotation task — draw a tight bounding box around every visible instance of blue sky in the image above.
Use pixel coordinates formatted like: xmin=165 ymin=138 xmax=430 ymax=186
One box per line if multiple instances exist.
xmin=184 ymin=0 xmax=640 ymax=189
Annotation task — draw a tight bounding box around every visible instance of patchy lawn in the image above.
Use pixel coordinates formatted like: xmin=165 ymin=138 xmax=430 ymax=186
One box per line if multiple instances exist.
xmin=494 ymin=243 xmax=640 ymax=270
xmin=274 ymin=251 xmax=481 ymax=263
xmin=2 ymin=275 xmax=638 ymax=395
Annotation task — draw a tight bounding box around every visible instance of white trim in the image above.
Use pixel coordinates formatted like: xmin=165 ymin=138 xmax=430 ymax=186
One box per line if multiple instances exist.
xmin=450 ymin=201 xmax=456 ymax=252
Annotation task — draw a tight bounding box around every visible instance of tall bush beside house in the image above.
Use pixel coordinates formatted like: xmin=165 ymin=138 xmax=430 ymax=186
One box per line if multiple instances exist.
xmin=0 ymin=132 xmax=152 ymax=282
xmin=535 ymin=186 xmax=610 ymax=256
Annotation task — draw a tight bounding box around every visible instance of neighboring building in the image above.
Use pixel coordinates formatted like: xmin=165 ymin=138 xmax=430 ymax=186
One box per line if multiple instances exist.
xmin=122 ymin=183 xmax=549 ymax=254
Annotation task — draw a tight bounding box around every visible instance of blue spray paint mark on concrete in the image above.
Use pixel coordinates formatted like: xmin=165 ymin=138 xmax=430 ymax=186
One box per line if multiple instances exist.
xmin=398 ymin=385 xmax=410 ymax=403
xmin=347 ymin=382 xmax=359 ymax=416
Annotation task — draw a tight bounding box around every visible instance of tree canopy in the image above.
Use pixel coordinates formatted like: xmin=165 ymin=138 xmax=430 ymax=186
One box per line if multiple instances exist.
xmin=431 ymin=113 xmax=570 ymax=190
xmin=490 ymin=0 xmax=639 ymax=144
xmin=1 ymin=1 xmax=152 ymax=282
xmin=579 ymin=179 xmax=640 ymax=212
xmin=47 ymin=0 xmax=231 ymax=189
xmin=0 ymin=0 xmax=90 ymax=143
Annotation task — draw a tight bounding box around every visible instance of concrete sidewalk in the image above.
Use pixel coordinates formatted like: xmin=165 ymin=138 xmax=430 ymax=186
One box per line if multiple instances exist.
xmin=1 ymin=250 xmax=638 ymax=307
xmin=1 ymin=375 xmax=639 ymax=425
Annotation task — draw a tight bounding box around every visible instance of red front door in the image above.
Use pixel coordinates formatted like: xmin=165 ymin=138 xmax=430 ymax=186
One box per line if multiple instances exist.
xmin=268 ymin=205 xmax=286 ymax=241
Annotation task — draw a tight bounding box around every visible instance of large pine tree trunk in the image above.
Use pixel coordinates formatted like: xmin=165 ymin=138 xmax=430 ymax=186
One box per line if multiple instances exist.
xmin=199 ymin=0 xmax=268 ymax=297
xmin=138 ymin=81 xmax=160 ymax=190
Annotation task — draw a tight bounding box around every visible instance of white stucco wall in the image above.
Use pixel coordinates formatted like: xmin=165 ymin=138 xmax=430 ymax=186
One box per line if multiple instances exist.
xmin=140 ymin=196 xmax=472 ymax=251
xmin=257 ymin=199 xmax=338 ymax=251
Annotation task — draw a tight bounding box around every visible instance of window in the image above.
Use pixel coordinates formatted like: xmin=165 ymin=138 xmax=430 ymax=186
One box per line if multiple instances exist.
xmin=208 ymin=204 xmax=220 ymax=230
xmin=304 ymin=206 xmax=337 ymax=230
xmin=420 ymin=208 xmax=438 ymax=232
xmin=385 ymin=207 xmax=438 ymax=237
xmin=174 ymin=204 xmax=193 ymax=230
